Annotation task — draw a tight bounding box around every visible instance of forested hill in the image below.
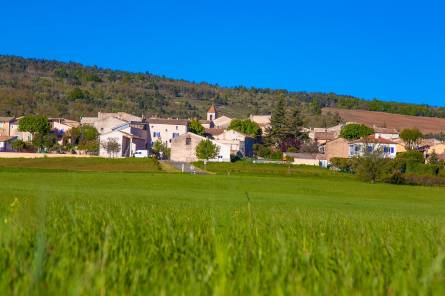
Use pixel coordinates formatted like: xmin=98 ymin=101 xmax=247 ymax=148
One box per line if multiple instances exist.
xmin=1 ymin=55 xmax=444 ymax=121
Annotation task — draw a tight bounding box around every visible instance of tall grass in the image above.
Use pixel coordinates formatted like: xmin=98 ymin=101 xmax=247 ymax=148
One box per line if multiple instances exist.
xmin=1 ymin=168 xmax=445 ymax=294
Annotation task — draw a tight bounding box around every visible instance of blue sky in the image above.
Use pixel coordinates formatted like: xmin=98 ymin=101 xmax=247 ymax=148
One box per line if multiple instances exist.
xmin=2 ymin=0 xmax=444 ymax=106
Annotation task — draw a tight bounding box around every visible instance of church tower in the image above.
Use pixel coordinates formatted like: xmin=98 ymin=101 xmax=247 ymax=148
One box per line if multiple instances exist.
xmin=207 ymin=104 xmax=217 ymax=121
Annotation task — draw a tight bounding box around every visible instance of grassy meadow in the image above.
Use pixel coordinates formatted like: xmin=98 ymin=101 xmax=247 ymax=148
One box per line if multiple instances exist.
xmin=1 ymin=159 xmax=445 ymax=295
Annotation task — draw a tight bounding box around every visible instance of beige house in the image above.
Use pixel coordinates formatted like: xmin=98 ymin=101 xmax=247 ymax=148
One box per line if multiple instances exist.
xmin=213 ymin=116 xmax=232 ymax=129
xmin=283 ymin=152 xmax=328 ymax=167
xmin=81 ymin=112 xmax=142 ymax=126
xmin=9 ymin=117 xmax=32 ymax=142
xmin=0 ymin=117 xmax=15 ymax=137
xmin=325 ymin=135 xmax=397 ymax=161
xmin=148 ymin=118 xmax=188 ymax=148
xmin=428 ymin=143 xmax=445 ymax=155
xmin=249 ymin=115 xmax=271 ymax=133
xmin=170 ymin=132 xmax=231 ymax=163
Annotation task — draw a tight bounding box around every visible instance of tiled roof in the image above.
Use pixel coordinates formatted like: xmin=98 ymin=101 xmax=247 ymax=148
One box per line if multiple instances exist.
xmin=205 ymin=128 xmax=225 ymax=136
xmin=148 ymin=118 xmax=189 ymax=125
xmin=0 ymin=136 xmax=15 ymax=142
xmin=373 ymin=127 xmax=399 ymax=134
xmin=0 ymin=117 xmax=15 ymax=122
xmin=207 ymin=104 xmax=217 ymax=113
xmin=351 ymin=135 xmax=397 ymax=145
xmin=314 ymin=131 xmax=336 ymax=141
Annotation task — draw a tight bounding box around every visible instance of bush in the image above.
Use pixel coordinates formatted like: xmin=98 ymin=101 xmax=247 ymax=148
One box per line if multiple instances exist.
xmin=253 ymin=144 xmax=282 ymax=160
xmin=330 ymin=157 xmax=355 ymax=173
xmin=396 ymin=151 xmax=425 ymax=163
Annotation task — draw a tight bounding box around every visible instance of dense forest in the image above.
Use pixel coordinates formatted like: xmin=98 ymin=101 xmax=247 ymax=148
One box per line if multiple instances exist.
xmin=1 ymin=55 xmax=444 ymax=123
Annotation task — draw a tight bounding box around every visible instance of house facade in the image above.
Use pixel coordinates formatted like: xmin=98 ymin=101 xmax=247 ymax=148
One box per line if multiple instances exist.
xmin=249 ymin=115 xmax=271 ymax=133
xmin=9 ymin=117 xmax=32 ymax=142
xmin=170 ymin=132 xmax=231 ymax=163
xmin=0 ymin=117 xmax=15 ymax=137
xmin=99 ymin=122 xmax=150 ymax=157
xmin=211 ymin=129 xmax=254 ymax=157
xmin=0 ymin=136 xmax=17 ymax=152
xmin=373 ymin=127 xmax=400 ymax=140
xmin=148 ymin=118 xmax=188 ymax=148
xmin=325 ymin=136 xmax=397 ymax=161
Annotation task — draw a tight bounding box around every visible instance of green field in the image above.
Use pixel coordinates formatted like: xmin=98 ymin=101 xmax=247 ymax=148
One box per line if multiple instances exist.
xmin=1 ymin=159 xmax=445 ymax=295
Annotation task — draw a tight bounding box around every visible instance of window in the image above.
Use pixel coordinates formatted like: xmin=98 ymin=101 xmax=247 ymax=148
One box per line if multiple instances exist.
xmin=390 ymin=147 xmax=395 ymax=153
xmin=176 ymin=126 xmax=178 ymax=130
xmin=367 ymin=146 xmax=373 ymax=153
xmin=383 ymin=146 xmax=389 ymax=153
xmin=172 ymin=132 xmax=180 ymax=138
xmin=186 ymin=137 xmax=191 ymax=145
xmin=153 ymin=132 xmax=161 ymax=137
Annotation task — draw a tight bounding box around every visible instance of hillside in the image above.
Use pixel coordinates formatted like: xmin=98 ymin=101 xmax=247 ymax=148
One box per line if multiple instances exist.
xmin=1 ymin=55 xmax=445 ymax=121
xmin=323 ymin=107 xmax=445 ymax=134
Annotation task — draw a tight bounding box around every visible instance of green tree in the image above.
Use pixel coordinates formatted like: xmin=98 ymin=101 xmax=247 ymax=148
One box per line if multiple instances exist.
xmin=340 ymin=124 xmax=374 ymax=140
xmin=228 ymin=119 xmax=261 ymax=137
xmin=265 ymin=96 xmax=286 ymax=146
xmin=428 ymin=151 xmax=439 ymax=165
xmin=355 ymin=149 xmax=386 ymax=183
xmin=196 ymin=139 xmax=220 ymax=161
xmin=18 ymin=115 xmax=51 ymax=136
xmin=68 ymin=87 xmax=86 ymax=100
xmin=188 ymin=119 xmax=205 ymax=136
xmin=400 ymin=128 xmax=423 ymax=150
xmin=32 ymin=133 xmax=58 ymax=152
xmin=151 ymin=140 xmax=169 ymax=159
xmin=101 ymin=138 xmax=121 ymax=158
xmin=11 ymin=139 xmax=25 ymax=152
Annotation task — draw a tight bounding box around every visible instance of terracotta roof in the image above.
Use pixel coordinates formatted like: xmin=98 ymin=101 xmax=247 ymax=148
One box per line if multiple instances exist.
xmin=0 ymin=117 xmax=15 ymax=122
xmin=207 ymin=104 xmax=217 ymax=113
xmin=205 ymin=128 xmax=225 ymax=136
xmin=0 ymin=136 xmax=15 ymax=142
xmin=373 ymin=127 xmax=399 ymax=134
xmin=314 ymin=132 xmax=336 ymax=141
xmin=351 ymin=135 xmax=397 ymax=145
xmin=148 ymin=118 xmax=189 ymax=125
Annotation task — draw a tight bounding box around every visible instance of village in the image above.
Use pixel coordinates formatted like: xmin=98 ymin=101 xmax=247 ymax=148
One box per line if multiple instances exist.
xmin=1 ymin=104 xmax=444 ymax=166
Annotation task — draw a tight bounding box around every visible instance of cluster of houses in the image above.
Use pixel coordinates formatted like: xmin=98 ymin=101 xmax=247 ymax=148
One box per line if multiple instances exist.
xmin=1 ymin=105 xmax=445 ymax=165
xmin=0 ymin=105 xmax=258 ymax=162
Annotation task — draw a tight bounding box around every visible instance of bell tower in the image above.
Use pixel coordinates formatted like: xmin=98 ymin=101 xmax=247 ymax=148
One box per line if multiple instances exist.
xmin=207 ymin=104 xmax=217 ymax=121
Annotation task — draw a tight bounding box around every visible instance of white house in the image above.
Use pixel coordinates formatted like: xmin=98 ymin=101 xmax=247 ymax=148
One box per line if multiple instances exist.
xmin=211 ymin=129 xmax=254 ymax=157
xmin=89 ymin=117 xmax=127 ymax=135
xmin=148 ymin=118 xmax=188 ymax=148
xmin=348 ymin=135 xmax=397 ymax=158
xmin=170 ymin=132 xmax=231 ymax=163
xmin=99 ymin=122 xmax=150 ymax=157
xmin=373 ymin=127 xmax=400 ymax=140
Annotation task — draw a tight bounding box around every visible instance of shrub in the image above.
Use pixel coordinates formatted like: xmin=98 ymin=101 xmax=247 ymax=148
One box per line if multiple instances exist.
xmin=330 ymin=157 xmax=354 ymax=173
xmin=396 ymin=151 xmax=425 ymax=163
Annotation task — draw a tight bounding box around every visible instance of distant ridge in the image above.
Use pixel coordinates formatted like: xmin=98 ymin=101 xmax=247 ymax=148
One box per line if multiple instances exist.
xmin=0 ymin=55 xmax=444 ymax=120
xmin=323 ymin=107 xmax=445 ymax=134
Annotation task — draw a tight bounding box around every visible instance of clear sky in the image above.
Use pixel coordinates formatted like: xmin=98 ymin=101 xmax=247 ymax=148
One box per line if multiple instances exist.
xmin=2 ymin=0 xmax=444 ymax=106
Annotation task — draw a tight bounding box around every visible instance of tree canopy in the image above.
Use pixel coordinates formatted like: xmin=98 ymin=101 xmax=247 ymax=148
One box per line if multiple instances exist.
xmin=196 ymin=139 xmax=219 ymax=161
xmin=228 ymin=119 xmax=261 ymax=137
xmin=400 ymin=128 xmax=423 ymax=150
xmin=187 ymin=119 xmax=205 ymax=136
xmin=340 ymin=124 xmax=374 ymax=140
xmin=18 ymin=115 xmax=50 ymax=135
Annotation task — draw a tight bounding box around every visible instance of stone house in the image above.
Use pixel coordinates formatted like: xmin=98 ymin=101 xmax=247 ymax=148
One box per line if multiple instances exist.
xmin=170 ymin=132 xmax=231 ymax=163
xmin=99 ymin=122 xmax=150 ymax=157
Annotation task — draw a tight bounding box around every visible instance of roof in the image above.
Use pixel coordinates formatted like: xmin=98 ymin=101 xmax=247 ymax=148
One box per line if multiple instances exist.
xmin=249 ymin=115 xmax=271 ymax=126
xmin=80 ymin=117 xmax=99 ymax=125
xmin=199 ymin=120 xmax=211 ymax=124
xmin=284 ymin=152 xmax=326 ymax=160
xmin=49 ymin=118 xmax=80 ymax=128
xmin=373 ymin=127 xmax=399 ymax=134
xmin=205 ymin=128 xmax=225 ymax=136
xmin=0 ymin=117 xmax=15 ymax=122
xmin=148 ymin=118 xmax=189 ymax=125
xmin=207 ymin=104 xmax=217 ymax=113
xmin=98 ymin=112 xmax=142 ymax=122
xmin=0 ymin=136 xmax=15 ymax=142
xmin=350 ymin=135 xmax=397 ymax=145
xmin=314 ymin=131 xmax=336 ymax=141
